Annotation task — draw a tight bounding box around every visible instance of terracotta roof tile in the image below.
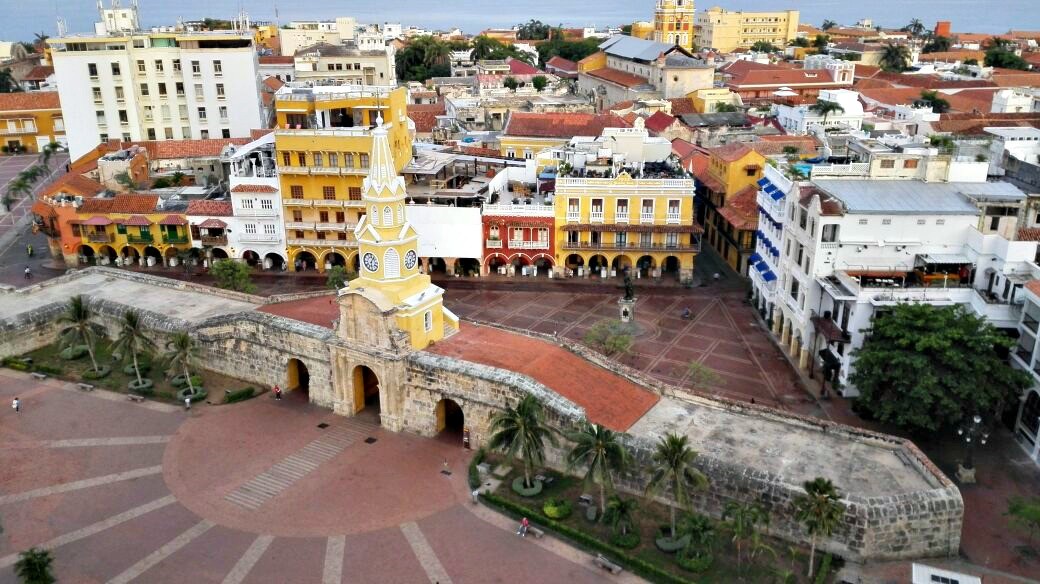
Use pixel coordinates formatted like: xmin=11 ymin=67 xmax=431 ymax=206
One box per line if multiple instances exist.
xmin=134 ymin=138 xmax=253 ymax=160
xmin=671 ymin=138 xmax=697 ymax=159
xmin=23 ymin=66 xmax=54 ymax=81
xmin=711 ymin=142 xmax=755 ymax=162
xmin=78 ymin=195 xmax=159 ymax=215
xmin=503 ymin=112 xmax=630 ymax=138
xmin=668 ymin=98 xmax=697 ymax=115
xmin=717 ymin=185 xmax=759 ymax=231
xmin=991 ymin=72 xmax=1040 ymax=87
xmin=1026 ymin=280 xmax=1040 ymax=297
xmin=870 ymin=71 xmax=995 ymax=90
xmin=230 ymin=184 xmax=278 ymax=193
xmin=262 ymin=76 xmax=285 ymax=91
xmin=854 ymin=64 xmax=882 ymax=78
xmin=40 ymin=173 xmax=104 ymax=199
xmin=584 ymin=67 xmax=651 ymax=89
xmin=408 ymin=102 xmax=446 ymax=134
xmin=259 ymin=55 xmax=294 ymax=65
xmin=0 ymin=91 xmax=60 ymax=111
xmin=749 ymin=136 xmax=819 ymax=156
xmin=31 ymin=200 xmax=56 ymax=217
xmin=186 ymin=200 xmax=233 ymax=216
xmin=727 ymin=68 xmax=851 ymax=89
xmin=250 ymin=129 xmax=274 ymax=140
xmin=1017 ymin=228 xmax=1040 ymax=242
xmin=546 ymin=56 xmax=578 ymax=72
xmin=644 ymin=111 xmax=676 ymax=133
xmin=506 ymin=57 xmax=542 ymax=76
xmin=917 ymin=50 xmax=986 ymax=63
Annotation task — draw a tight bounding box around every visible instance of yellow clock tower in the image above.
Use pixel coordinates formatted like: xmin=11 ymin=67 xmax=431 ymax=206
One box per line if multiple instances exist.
xmin=653 ymin=0 xmax=696 ymax=52
xmin=341 ymin=115 xmax=457 ymax=350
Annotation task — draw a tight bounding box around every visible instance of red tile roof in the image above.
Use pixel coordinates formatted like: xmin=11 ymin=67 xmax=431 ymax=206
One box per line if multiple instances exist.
xmin=717 ymin=185 xmax=759 ymax=231
xmin=853 ymin=64 xmax=882 ymax=78
xmin=749 ymin=135 xmax=819 ymax=156
xmin=250 ymin=129 xmax=274 ymax=140
xmin=584 ymin=67 xmax=650 ymax=89
xmin=546 ymin=56 xmax=578 ymax=72
xmin=692 ymin=165 xmax=725 ymax=192
xmin=506 ymin=57 xmax=542 ymax=76
xmin=1026 ymin=280 xmax=1040 ymax=297
xmin=186 ymin=200 xmax=233 ymax=216
xmin=40 ymin=173 xmax=104 ymax=199
xmin=859 ymin=87 xmax=928 ymax=106
xmin=259 ymin=55 xmax=294 ymax=65
xmin=503 ymin=112 xmax=630 ymax=138
xmin=991 ymin=72 xmax=1040 ymax=87
xmin=930 ymin=113 xmax=1040 ymax=134
xmin=23 ymin=66 xmax=53 ymax=81
xmin=644 ymin=111 xmax=676 ymax=133
xmin=230 ymin=184 xmax=278 ymax=193
xmin=870 ymin=71 xmax=995 ymax=90
xmin=158 ymin=214 xmax=188 ymax=225
xmin=0 ymin=91 xmax=60 ymax=111
xmin=671 ymin=138 xmax=697 ymax=160
xmin=711 ymin=142 xmax=755 ymax=163
xmin=135 ymin=138 xmax=253 ymax=160
xmin=31 ymin=200 xmax=56 ymax=217
xmin=917 ymin=50 xmax=986 ymax=63
xmin=668 ymin=98 xmax=697 ymax=115
xmin=1017 ymin=228 xmax=1040 ymax=242
xmin=78 ymin=195 xmax=159 ymax=215
xmin=262 ymin=76 xmax=285 ymax=92
xmin=728 ymin=68 xmax=850 ymax=89
xmin=408 ymin=102 xmax=447 ymax=134
xmin=198 ymin=218 xmax=228 ymax=229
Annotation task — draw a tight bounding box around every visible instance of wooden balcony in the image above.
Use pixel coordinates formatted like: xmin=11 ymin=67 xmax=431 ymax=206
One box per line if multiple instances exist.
xmin=86 ymin=232 xmax=112 ymax=243
xmin=200 ymin=235 xmax=228 ymax=246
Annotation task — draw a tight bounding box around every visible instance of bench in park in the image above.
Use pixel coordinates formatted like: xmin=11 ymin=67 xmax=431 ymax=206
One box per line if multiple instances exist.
xmin=528 ymin=526 xmax=544 ymax=539
xmin=76 ymin=383 xmax=94 ymax=392
xmin=30 ymin=372 xmax=47 ymax=380
xmin=593 ymin=554 xmax=622 ymax=575
xmin=127 ymin=394 xmax=145 ymax=402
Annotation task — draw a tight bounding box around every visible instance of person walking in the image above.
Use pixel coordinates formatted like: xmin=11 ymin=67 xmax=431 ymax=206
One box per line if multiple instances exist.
xmin=24 ymin=266 xmax=32 ymax=279
xmin=26 ymin=243 xmax=33 ymax=257
xmin=184 ymin=396 xmax=191 ymax=411
xmin=273 ymin=385 xmax=282 ymax=400
xmin=12 ymin=397 xmax=20 ymax=413
xmin=516 ymin=517 xmax=529 ymax=537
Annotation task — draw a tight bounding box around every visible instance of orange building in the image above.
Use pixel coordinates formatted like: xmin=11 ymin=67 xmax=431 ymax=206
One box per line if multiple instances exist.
xmin=32 ymin=174 xmax=105 ymax=266
xmin=0 ymin=92 xmax=65 ymax=153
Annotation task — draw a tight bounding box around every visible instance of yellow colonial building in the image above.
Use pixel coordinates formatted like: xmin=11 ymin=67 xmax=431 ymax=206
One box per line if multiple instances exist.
xmin=694 ymin=7 xmax=800 ymax=53
xmin=73 ymin=194 xmax=193 ymax=267
xmin=693 ymin=142 xmax=766 ymax=274
xmin=653 ymin=0 xmax=696 ymax=52
xmin=554 ymin=172 xmax=701 ymax=282
xmin=339 ymin=115 xmax=458 ymax=351
xmin=0 ymin=92 xmax=65 ymax=153
xmin=274 ymin=85 xmax=411 ymax=273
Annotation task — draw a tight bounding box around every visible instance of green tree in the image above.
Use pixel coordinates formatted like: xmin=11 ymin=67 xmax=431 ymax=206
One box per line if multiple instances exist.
xmin=57 ymin=295 xmax=103 ymax=374
xmin=821 ymin=20 xmax=837 ymax=31
xmin=110 ymin=309 xmax=156 ymax=386
xmin=395 ymin=35 xmax=452 ymax=82
xmin=686 ymin=361 xmax=723 ymax=388
xmin=536 ymin=32 xmax=601 ymax=66
xmin=502 ymin=76 xmax=519 ymax=91
xmin=812 ymin=34 xmax=830 ymax=51
xmin=583 ymin=319 xmax=633 ymax=355
xmin=810 ymin=99 xmax=846 ymax=123
xmin=905 ymin=19 xmax=925 ymax=38
xmin=794 ymin=477 xmax=845 ymax=579
xmin=531 ymin=75 xmax=548 ymax=92
xmin=751 ymin=41 xmax=778 ymax=53
xmin=488 ymin=395 xmax=557 ymax=489
xmin=326 ymin=265 xmax=355 ymax=289
xmin=790 ymin=37 xmax=810 ymax=48
xmin=170 ymin=171 xmax=187 ymax=186
xmin=917 ymin=90 xmax=950 ymax=113
xmin=210 ymin=259 xmax=255 ymax=293
xmin=163 ymin=331 xmax=200 ymax=396
xmin=676 ymin=513 xmax=716 ymax=561
xmin=471 ymin=35 xmax=505 ymax=60
xmin=14 ymin=548 xmax=54 ymax=584
xmin=985 ymin=43 xmax=1029 ymax=70
xmin=879 ymin=43 xmax=911 ymax=71
xmin=621 ymin=24 xmax=633 ymax=35
xmin=923 ymin=35 xmax=952 ymax=53
xmin=151 ymin=177 xmax=172 ymax=188
xmin=645 ymin=433 xmax=708 ymax=539
xmin=964 ymin=58 xmax=979 ymax=65
xmin=714 ymin=103 xmax=738 ymax=112
xmin=850 ymin=304 xmax=1030 ymax=434
xmin=1006 ymin=497 xmax=1040 ymax=547
xmin=723 ymin=501 xmax=769 ymax=571
xmin=516 ymin=19 xmax=551 ymax=41
xmin=0 ymin=68 xmax=21 ymax=93
xmin=603 ymin=495 xmax=639 ymax=535
xmin=567 ymin=421 xmax=630 ymax=516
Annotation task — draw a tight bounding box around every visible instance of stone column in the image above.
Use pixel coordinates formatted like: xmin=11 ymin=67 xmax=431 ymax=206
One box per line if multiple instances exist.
xmin=789 ymin=335 xmax=800 ymax=360
xmin=798 ymin=345 xmax=810 ymax=370
xmin=780 ymin=321 xmax=791 ymax=346
xmin=772 ymin=311 xmax=783 ymax=336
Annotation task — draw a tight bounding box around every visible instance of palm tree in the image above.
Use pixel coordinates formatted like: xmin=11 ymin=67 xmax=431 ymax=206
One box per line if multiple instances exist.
xmin=0 ymin=68 xmax=20 ymax=93
xmin=917 ymin=90 xmax=950 ymax=113
xmin=14 ymin=547 xmax=54 ymax=584
xmin=678 ymin=513 xmax=716 ymax=557
xmin=38 ymin=142 xmax=60 ymax=169
xmin=488 ymin=395 xmax=557 ymax=489
xmin=820 ymin=20 xmax=837 ymax=31
xmin=879 ymin=43 xmax=911 ymax=72
xmin=163 ymin=331 xmax=200 ymax=396
xmin=809 ymin=100 xmax=845 ymax=124
xmin=906 ymin=19 xmax=925 ymax=38
xmin=645 ymin=433 xmax=708 ymax=540
xmin=723 ymin=501 xmax=770 ymax=571
xmin=566 ymin=422 xmax=630 ymax=515
xmin=794 ymin=477 xmax=845 ymax=579
xmin=57 ymin=295 xmax=102 ymax=374
xmin=604 ymin=495 xmax=639 ymax=536
xmin=110 ymin=309 xmax=156 ymax=386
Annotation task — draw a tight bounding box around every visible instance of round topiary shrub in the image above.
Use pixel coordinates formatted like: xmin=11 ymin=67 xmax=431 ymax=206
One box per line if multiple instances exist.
xmin=655 ymin=526 xmax=691 ymax=553
xmin=610 ymin=531 xmax=641 ymax=549
xmin=81 ymin=365 xmax=111 ymax=380
xmin=542 ymin=497 xmax=572 ymax=519
xmin=60 ymin=345 xmax=88 ymax=360
xmin=177 ymin=387 xmax=207 ymax=402
xmin=511 ymin=476 xmax=543 ymax=497
xmin=676 ymin=551 xmax=714 ymax=573
xmin=170 ymin=374 xmax=201 ymax=389
xmin=127 ymin=378 xmax=154 ymax=393
xmin=123 ymin=363 xmax=151 ymax=376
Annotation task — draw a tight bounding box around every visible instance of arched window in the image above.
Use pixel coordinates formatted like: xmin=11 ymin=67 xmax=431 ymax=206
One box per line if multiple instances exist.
xmin=370 ymin=206 xmax=378 ymax=226
xmin=424 ymin=310 xmax=433 ymax=332
xmin=383 ymin=206 xmax=392 ymax=226
xmin=397 ymin=204 xmax=404 ymax=222
xmin=384 ymin=248 xmax=400 ymax=278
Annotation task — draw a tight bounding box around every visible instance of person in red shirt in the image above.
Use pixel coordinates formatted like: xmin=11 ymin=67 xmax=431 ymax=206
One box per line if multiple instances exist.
xmin=517 ymin=517 xmax=529 ymax=537
xmin=274 ymin=385 xmax=282 ymax=400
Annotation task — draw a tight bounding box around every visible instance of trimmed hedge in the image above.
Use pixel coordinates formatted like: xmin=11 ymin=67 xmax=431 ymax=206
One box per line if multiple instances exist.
xmin=611 ymin=531 xmax=641 ymax=549
xmin=224 ymin=387 xmax=256 ymax=404
xmin=82 ymin=365 xmax=112 ymax=380
xmin=468 ymin=448 xmax=487 ymax=489
xmin=676 ymin=552 xmax=713 ymax=573
xmin=3 ymin=358 xmax=31 ymax=371
xmin=33 ymin=364 xmax=62 ymax=375
xmin=543 ymin=498 xmax=573 ymax=520
xmin=480 ymin=493 xmax=692 ymax=584
xmin=511 ymin=476 xmax=543 ymax=497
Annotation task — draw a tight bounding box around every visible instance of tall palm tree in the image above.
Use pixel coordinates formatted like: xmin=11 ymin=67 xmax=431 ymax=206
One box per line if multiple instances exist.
xmin=809 ymin=100 xmax=845 ymax=124
xmin=488 ymin=395 xmax=557 ymax=489
xmin=38 ymin=142 xmax=60 ymax=169
xmin=163 ymin=331 xmax=200 ymax=396
xmin=723 ymin=501 xmax=770 ymax=571
xmin=110 ymin=309 xmax=156 ymax=386
xmin=57 ymin=295 xmax=102 ymax=374
xmin=879 ymin=43 xmax=911 ymax=72
xmin=645 ymin=433 xmax=708 ymax=539
xmin=794 ymin=477 xmax=845 ymax=579
xmin=820 ymin=20 xmax=837 ymax=31
xmin=566 ymin=422 xmax=630 ymax=515
xmin=604 ymin=495 xmax=639 ymax=536
xmin=906 ymin=19 xmax=925 ymax=38
xmin=14 ymin=547 xmax=54 ymax=584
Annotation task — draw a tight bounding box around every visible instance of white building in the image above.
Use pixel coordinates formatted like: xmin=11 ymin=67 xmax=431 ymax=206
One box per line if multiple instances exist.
xmin=774 ymin=89 xmax=864 ymax=134
xmin=992 ymin=88 xmax=1040 ymax=114
xmin=48 ymin=2 xmax=264 ymax=160
xmin=751 ymin=176 xmax=1036 ymax=396
xmin=986 ymin=127 xmax=1040 ymax=177
xmin=1009 ymin=282 xmax=1040 ymax=468
xmin=223 ymin=132 xmax=287 ymax=269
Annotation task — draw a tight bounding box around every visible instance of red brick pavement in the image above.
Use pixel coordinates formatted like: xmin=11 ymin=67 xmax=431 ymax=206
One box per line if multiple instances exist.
xmin=428 ymin=323 xmax=659 ymax=431
xmin=258 ymin=294 xmax=339 ymax=328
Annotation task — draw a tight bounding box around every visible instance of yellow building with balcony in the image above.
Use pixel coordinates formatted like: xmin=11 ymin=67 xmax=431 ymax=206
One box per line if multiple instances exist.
xmin=694 ymin=8 xmax=799 ymax=53
xmin=274 ymin=85 xmax=411 ymax=273
xmin=72 ymin=194 xmax=194 ymax=267
xmin=653 ymin=0 xmax=696 ymax=52
xmin=692 ymin=142 xmax=766 ymax=274
xmin=0 ymin=91 xmax=65 ymax=152
xmin=554 ymin=172 xmax=701 ymax=282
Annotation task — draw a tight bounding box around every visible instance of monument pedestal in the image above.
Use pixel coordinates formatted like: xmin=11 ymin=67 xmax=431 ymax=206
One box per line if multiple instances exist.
xmin=618 ymin=297 xmax=636 ymax=323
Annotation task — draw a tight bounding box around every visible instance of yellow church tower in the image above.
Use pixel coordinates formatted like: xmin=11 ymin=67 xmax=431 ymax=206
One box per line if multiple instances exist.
xmin=341 ymin=115 xmax=458 ymax=350
xmin=653 ymin=0 xmax=696 ymax=52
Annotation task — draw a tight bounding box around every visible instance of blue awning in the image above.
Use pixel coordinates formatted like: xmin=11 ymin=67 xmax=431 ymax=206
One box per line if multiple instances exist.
xmin=748 ymin=253 xmax=763 ymax=264
xmin=757 ymin=178 xmax=770 ymax=188
xmin=770 ymin=191 xmax=784 ymax=201
xmin=770 ymin=246 xmax=780 ymax=257
xmin=755 ymin=261 xmax=770 ymax=273
xmin=763 ymin=183 xmax=779 ymax=194
xmin=763 ymin=270 xmax=777 ymax=282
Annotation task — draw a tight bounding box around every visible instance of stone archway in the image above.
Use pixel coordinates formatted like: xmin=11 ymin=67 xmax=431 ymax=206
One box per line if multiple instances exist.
xmin=352 ymin=365 xmax=381 ymax=419
xmin=78 ymin=245 xmax=96 ymax=265
xmin=663 ymin=255 xmax=681 ymax=279
xmin=294 ymin=250 xmax=316 ymax=271
xmin=97 ymin=245 xmax=117 ymax=265
xmin=435 ymin=398 xmax=465 ymax=437
xmin=636 ymin=255 xmax=656 ymax=278
xmin=588 ymin=254 xmax=609 ymax=277
xmin=265 ymin=252 xmax=285 ymax=271
xmin=324 ymin=251 xmax=346 ymax=271
xmin=287 ymin=358 xmax=310 ymax=396
xmin=242 ymin=250 xmax=260 ymax=267
xmin=564 ymin=253 xmax=584 ymax=275
xmin=210 ymin=247 xmax=230 ymax=260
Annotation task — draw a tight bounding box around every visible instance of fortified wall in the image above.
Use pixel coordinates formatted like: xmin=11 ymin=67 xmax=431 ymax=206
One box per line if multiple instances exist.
xmin=0 ymin=268 xmax=962 ymax=562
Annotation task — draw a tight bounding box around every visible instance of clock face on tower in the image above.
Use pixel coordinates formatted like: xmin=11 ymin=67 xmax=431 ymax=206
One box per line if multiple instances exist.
xmin=363 ymin=252 xmax=379 ymax=272
xmin=404 ymin=250 xmax=417 ymax=270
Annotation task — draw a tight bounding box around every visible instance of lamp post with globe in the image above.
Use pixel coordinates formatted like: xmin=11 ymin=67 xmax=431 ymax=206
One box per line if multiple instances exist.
xmin=955 ymin=414 xmax=989 ymax=484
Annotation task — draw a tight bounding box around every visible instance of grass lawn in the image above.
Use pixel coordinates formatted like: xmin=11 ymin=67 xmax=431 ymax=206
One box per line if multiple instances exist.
xmin=488 ymin=458 xmax=821 ymax=583
xmin=17 ymin=342 xmax=259 ymax=405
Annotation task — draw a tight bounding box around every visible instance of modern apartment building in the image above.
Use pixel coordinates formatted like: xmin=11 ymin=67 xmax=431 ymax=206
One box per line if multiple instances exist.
xmin=273 ymin=84 xmax=411 ymax=273
xmin=48 ymin=2 xmax=264 ymax=160
xmin=694 ymin=7 xmax=799 ymax=53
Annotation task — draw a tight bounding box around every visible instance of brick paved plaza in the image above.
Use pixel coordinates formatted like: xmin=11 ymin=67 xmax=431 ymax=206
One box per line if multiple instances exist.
xmin=0 ymin=370 xmax=610 ymax=584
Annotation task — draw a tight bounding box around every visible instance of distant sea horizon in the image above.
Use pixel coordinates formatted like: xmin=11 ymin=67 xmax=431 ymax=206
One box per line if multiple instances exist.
xmin=4 ymin=0 xmax=1038 ymax=41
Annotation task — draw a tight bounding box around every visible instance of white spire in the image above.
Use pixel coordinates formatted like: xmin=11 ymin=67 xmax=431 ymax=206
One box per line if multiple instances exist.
xmin=363 ymin=116 xmax=406 ymax=200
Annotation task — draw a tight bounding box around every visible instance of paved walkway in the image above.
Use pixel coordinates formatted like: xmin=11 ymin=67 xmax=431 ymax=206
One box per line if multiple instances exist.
xmin=0 ymin=370 xmax=617 ymax=584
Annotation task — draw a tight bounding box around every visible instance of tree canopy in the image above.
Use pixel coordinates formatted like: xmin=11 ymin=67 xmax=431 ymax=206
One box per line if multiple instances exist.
xmin=536 ymin=29 xmax=601 ymax=66
xmin=395 ymin=35 xmax=454 ymax=82
xmin=516 ymin=19 xmax=551 ymax=41
xmin=922 ymin=36 xmax=952 ymax=54
xmin=879 ymin=43 xmax=911 ymax=72
xmin=985 ymin=41 xmax=1029 ymax=70
xmin=850 ymin=303 xmax=1030 ymax=434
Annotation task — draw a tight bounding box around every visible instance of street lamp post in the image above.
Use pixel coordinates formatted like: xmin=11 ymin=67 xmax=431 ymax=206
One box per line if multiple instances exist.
xmin=955 ymin=414 xmax=989 ymax=484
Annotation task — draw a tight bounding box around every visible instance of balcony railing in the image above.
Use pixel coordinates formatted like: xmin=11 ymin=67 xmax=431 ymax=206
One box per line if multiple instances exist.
xmin=640 ymin=212 xmax=655 ymax=224
xmin=126 ymin=234 xmax=153 ymax=244
xmin=200 ymin=235 xmax=228 ymax=246
xmin=509 ymin=240 xmax=550 ymax=249
xmin=666 ymin=213 xmax=681 ymax=224
xmin=316 ymin=222 xmax=355 ymax=232
xmin=287 ymin=238 xmax=357 ymax=247
xmin=482 ymin=203 xmax=554 ymax=217
xmin=590 ymin=211 xmax=604 ymax=223
xmin=0 ymin=125 xmax=36 ymax=135
xmin=283 ymin=199 xmax=313 ymax=207
xmin=163 ymin=234 xmax=189 ymax=244
xmin=235 ymin=207 xmax=278 ymax=217
xmin=561 ymin=241 xmax=700 ymax=252
xmin=86 ymin=232 xmax=112 ymax=243
xmin=1024 ymin=314 xmax=1040 ymax=334
xmin=1016 ymin=345 xmax=1034 ymax=367
xmin=286 ymin=221 xmax=315 ymax=230
xmin=566 ymin=211 xmax=579 ymax=222
xmin=239 ymin=233 xmax=280 ymax=243
xmin=615 ymin=212 xmax=629 ymax=223
xmin=486 ymin=239 xmax=503 ymax=248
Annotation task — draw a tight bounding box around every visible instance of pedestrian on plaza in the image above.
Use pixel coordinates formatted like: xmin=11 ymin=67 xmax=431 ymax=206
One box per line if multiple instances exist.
xmin=712 ymin=272 xmax=720 ymax=284
xmin=12 ymin=397 xmax=20 ymax=413
xmin=184 ymin=396 xmax=191 ymax=410
xmin=274 ymin=385 xmax=282 ymax=400
xmin=26 ymin=243 xmax=33 ymax=257
xmin=24 ymin=266 xmax=31 ymax=279
xmin=517 ymin=517 xmax=529 ymax=537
